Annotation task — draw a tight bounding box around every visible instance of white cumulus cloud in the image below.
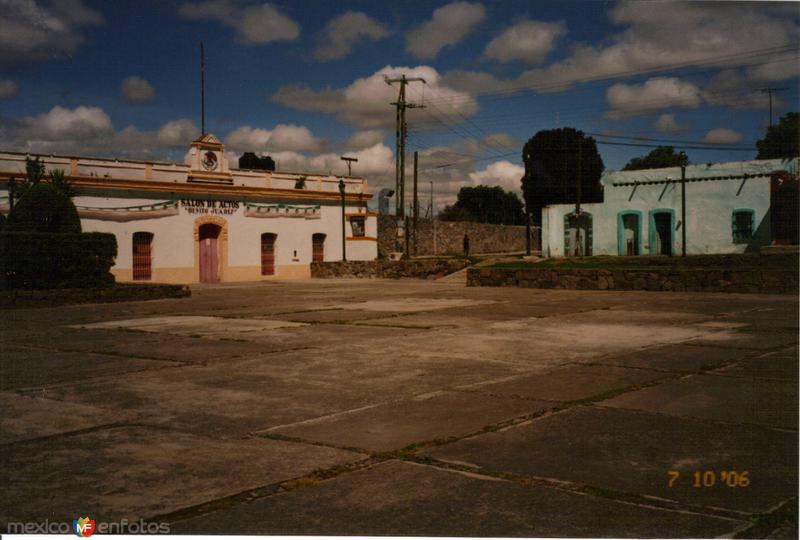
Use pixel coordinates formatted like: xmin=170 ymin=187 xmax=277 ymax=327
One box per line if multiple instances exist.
xmin=703 ymin=128 xmax=744 ymax=144
xmin=313 ymin=11 xmax=390 ymax=61
xmin=272 ymin=65 xmax=477 ymax=129
xmin=442 ymin=2 xmax=799 ymax=99
xmin=177 ymin=0 xmax=299 ymax=44
xmin=157 ymin=119 xmax=199 ymax=147
xmin=226 ymin=124 xmax=323 ymax=152
xmin=345 ymin=130 xmax=386 ymax=150
xmin=468 ymin=160 xmax=525 ymax=194
xmin=484 ymin=19 xmax=566 ymax=64
xmin=606 ymin=77 xmax=701 ymax=118
xmin=654 ymin=114 xmax=687 ymax=133
xmin=405 ymin=1 xmax=485 ymax=59
xmin=121 ymin=76 xmax=155 ymax=104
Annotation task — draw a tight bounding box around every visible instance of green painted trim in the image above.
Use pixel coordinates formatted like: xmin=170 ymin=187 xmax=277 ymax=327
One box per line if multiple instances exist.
xmin=732 ymin=208 xmax=756 ymax=244
xmin=648 ymin=208 xmax=676 ymax=256
xmin=617 ymin=210 xmax=643 ymax=256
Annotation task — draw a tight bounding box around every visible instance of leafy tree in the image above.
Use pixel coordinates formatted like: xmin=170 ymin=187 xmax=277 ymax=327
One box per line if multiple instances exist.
xmin=439 ymin=185 xmax=525 ymax=225
xmin=622 ymin=146 xmax=689 ymax=170
xmin=26 ymin=156 xmax=45 ymax=185
xmin=49 ymin=169 xmax=75 ymax=198
xmin=521 ymin=128 xmax=604 ymax=225
xmin=239 ymin=152 xmax=276 ymax=171
xmin=6 ymin=183 xmax=82 ymax=233
xmin=0 ymin=212 xmax=5 ymax=231
xmin=756 ymin=112 xmax=799 ymax=159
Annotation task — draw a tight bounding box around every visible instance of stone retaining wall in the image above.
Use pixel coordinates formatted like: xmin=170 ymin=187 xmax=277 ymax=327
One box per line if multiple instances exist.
xmin=379 ymin=215 xmax=540 ymax=257
xmin=312 ymin=259 xmax=471 ymax=280
xmin=467 ymin=267 xmax=798 ymax=294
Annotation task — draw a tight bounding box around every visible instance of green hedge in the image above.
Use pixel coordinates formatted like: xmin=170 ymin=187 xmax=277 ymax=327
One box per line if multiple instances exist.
xmin=5 ymin=183 xmax=82 ymax=233
xmin=0 ymin=232 xmax=117 ymax=290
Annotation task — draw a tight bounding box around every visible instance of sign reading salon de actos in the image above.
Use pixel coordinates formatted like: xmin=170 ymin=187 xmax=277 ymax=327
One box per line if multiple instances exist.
xmin=180 ymin=199 xmax=240 ymax=215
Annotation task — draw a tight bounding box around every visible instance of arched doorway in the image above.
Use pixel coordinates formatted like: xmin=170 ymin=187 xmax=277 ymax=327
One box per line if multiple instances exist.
xmin=199 ymin=223 xmax=221 ymax=282
xmin=312 ymin=233 xmax=326 ymax=262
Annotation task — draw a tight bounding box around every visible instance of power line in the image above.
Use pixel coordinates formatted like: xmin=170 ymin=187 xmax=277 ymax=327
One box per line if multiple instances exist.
xmin=416 ymin=44 xmax=798 ymax=107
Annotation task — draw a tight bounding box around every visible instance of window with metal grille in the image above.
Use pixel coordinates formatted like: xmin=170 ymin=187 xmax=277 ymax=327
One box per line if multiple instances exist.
xmin=349 ymin=216 xmax=366 ymax=237
xmin=132 ymin=232 xmax=153 ymax=281
xmin=732 ymin=209 xmax=755 ymax=244
xmin=261 ymin=233 xmax=276 ymax=275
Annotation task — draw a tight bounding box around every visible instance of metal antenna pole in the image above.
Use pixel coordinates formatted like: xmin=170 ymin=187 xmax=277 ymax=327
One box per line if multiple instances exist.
xmin=200 ymin=43 xmax=205 ymax=136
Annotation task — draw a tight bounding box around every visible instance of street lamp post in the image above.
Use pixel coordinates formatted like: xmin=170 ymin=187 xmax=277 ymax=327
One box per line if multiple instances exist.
xmin=338 ymin=178 xmax=347 ymax=261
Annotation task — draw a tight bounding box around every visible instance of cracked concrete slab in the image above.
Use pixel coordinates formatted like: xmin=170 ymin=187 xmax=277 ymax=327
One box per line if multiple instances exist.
xmin=70 ymin=316 xmax=307 ymax=338
xmin=0 ymin=392 xmax=124 ymax=444
xmin=462 ymin=364 xmax=670 ymax=401
xmin=171 ymin=460 xmax=746 ymax=537
xmin=2 ymin=279 xmax=796 ymax=537
xmin=330 ymin=297 xmax=495 ymax=312
xmin=267 ymin=390 xmax=552 ymax=452
xmin=601 ymin=372 xmax=798 ymax=429
xmin=589 ymin=343 xmax=752 ymax=373
xmin=686 ymin=330 xmax=799 ymax=350
xmin=716 ymin=348 xmax=798 ymax=381
xmin=424 ymin=406 xmax=797 ymax=514
xmin=0 ymin=346 xmax=175 ymax=390
xmin=0 ymin=425 xmax=362 ymax=524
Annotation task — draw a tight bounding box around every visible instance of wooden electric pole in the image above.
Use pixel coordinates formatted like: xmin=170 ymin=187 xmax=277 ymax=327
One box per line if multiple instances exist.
xmin=386 ymin=74 xmax=426 ymax=218
xmin=413 ymin=151 xmax=419 ymax=256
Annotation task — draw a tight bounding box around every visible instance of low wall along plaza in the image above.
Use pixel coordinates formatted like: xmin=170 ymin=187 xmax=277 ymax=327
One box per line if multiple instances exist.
xmin=378 ymin=215 xmax=540 ymax=257
xmin=467 ymin=265 xmax=798 ymax=294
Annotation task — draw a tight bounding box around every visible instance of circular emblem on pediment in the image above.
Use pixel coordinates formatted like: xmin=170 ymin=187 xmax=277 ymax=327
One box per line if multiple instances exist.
xmin=202 ymin=150 xmax=218 ymax=171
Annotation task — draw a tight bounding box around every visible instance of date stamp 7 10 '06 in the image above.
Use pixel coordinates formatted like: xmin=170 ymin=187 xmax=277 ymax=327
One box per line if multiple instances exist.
xmin=668 ymin=470 xmax=751 ymax=488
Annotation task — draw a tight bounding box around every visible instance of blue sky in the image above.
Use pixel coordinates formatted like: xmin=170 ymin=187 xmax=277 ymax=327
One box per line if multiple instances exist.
xmin=0 ymin=0 xmax=798 ymax=208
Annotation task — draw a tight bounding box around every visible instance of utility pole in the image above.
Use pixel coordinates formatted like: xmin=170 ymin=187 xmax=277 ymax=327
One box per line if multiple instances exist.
xmin=428 ymin=180 xmax=433 ymax=219
xmin=200 ymin=43 xmax=205 ymax=136
xmin=680 ymin=152 xmax=687 ymax=257
xmin=575 ymin=140 xmax=583 ymax=256
xmin=760 ymin=87 xmax=788 ymax=127
xmin=340 ymin=156 xmax=358 ymax=176
xmin=386 ymin=74 xmax=426 ymax=217
xmin=413 ymin=151 xmax=419 ymax=256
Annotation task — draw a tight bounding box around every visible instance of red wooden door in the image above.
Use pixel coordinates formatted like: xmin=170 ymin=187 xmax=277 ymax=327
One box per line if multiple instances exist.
xmin=261 ymin=233 xmax=276 ymax=275
xmin=312 ymin=233 xmax=325 ymax=262
xmin=132 ymin=232 xmax=153 ymax=281
xmin=199 ymin=224 xmax=220 ymax=282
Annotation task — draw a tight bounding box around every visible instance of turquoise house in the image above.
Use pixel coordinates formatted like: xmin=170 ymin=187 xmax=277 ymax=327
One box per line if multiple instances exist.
xmin=541 ymin=158 xmax=798 ymax=257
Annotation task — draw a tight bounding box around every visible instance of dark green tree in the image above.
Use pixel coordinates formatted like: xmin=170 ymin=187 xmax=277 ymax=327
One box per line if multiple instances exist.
xmin=49 ymin=169 xmax=75 ymax=198
xmin=521 ymin=128 xmax=604 ymax=225
xmin=756 ymin=112 xmax=799 ymax=159
xmin=239 ymin=152 xmax=276 ymax=171
xmin=26 ymin=156 xmax=45 ymax=185
xmin=622 ymin=146 xmax=689 ymax=170
xmin=6 ymin=183 xmax=82 ymax=233
xmin=439 ymin=185 xmax=525 ymax=225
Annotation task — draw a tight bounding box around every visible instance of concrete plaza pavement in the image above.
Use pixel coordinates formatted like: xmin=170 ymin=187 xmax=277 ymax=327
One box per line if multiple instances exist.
xmin=1 ymin=278 xmax=797 ymax=537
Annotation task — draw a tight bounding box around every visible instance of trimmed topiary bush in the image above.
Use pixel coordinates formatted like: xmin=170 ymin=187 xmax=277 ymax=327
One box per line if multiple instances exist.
xmin=5 ymin=183 xmax=81 ymax=233
xmin=0 ymin=232 xmax=117 ymax=289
